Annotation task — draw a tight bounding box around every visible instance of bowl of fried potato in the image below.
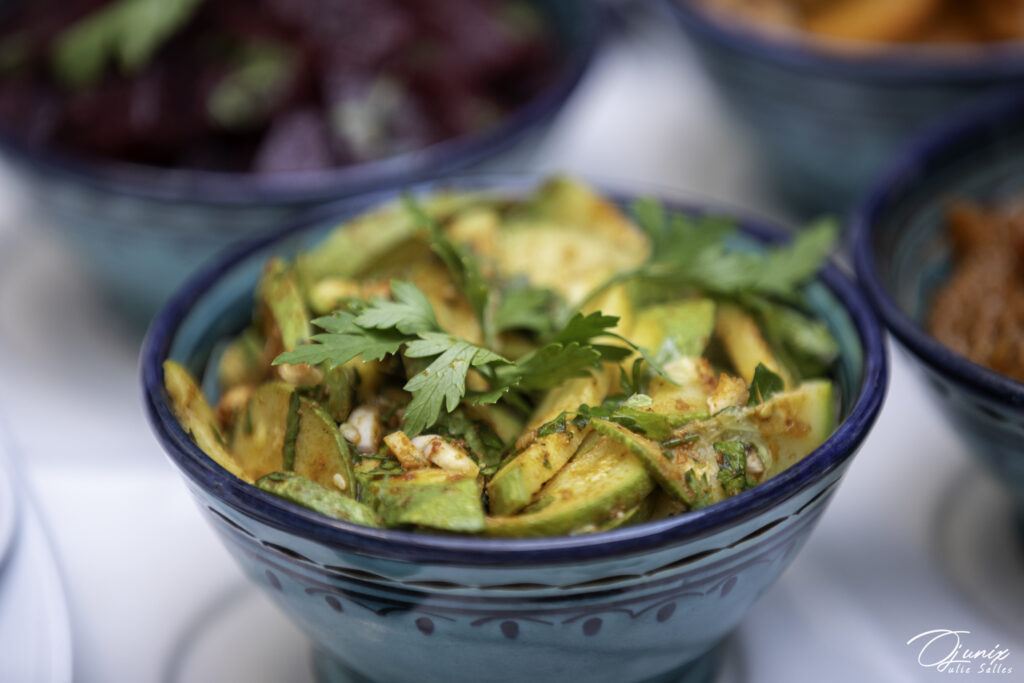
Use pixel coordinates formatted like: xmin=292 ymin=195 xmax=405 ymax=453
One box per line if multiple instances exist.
xmin=142 ymin=176 xmax=887 ymax=683
xmin=669 ymin=0 xmax=1024 ymax=214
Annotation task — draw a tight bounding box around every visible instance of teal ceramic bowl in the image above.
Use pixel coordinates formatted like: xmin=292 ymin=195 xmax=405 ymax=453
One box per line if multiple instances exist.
xmin=0 ymin=1 xmax=599 ymax=321
xmin=853 ymin=93 xmax=1024 ymax=524
xmin=668 ymin=0 xmax=1024 ymax=215
xmin=142 ymin=178 xmax=887 ymax=683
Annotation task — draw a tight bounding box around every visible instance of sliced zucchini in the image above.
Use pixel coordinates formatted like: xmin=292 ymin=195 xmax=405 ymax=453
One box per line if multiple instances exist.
xmin=486 ymin=368 xmax=612 ymax=515
xmin=230 ymin=382 xmax=295 ymax=481
xmin=594 ymin=380 xmax=835 ymax=508
xmin=518 ymin=176 xmax=652 ymax=254
xmin=484 ymin=435 xmax=654 ymax=537
xmin=229 ymin=383 xmax=357 ymax=492
xmin=257 ymin=472 xmax=380 ymax=527
xmin=646 ymin=356 xmax=716 ymax=421
xmin=715 ymin=303 xmax=791 ymax=388
xmin=631 ymin=299 xmax=716 ymax=362
xmin=257 ymin=258 xmax=310 ymax=353
xmin=365 ymin=469 xmax=485 ymax=533
xmin=296 ymin=191 xmax=485 ymax=283
xmin=217 ymin=326 xmax=268 ymax=393
xmin=593 ymin=418 xmax=722 ymax=509
xmin=292 ymin=398 xmax=358 ymax=494
xmin=317 ymin=363 xmax=357 ymax=423
xmin=163 ymin=360 xmax=249 ymax=482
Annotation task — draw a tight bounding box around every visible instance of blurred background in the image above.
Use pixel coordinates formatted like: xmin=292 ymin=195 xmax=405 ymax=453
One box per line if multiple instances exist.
xmin=0 ymin=1 xmax=1022 ymax=681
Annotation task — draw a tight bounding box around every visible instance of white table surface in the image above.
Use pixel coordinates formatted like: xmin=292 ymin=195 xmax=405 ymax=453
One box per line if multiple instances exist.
xmin=0 ymin=3 xmax=1022 ymax=682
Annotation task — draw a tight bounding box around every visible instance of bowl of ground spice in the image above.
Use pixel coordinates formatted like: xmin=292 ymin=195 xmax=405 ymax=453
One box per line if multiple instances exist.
xmin=853 ymin=92 xmax=1024 ymax=526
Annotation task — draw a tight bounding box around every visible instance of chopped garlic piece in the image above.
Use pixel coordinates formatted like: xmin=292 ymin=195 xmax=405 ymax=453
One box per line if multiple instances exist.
xmin=276 ymin=362 xmax=323 ymax=387
xmin=339 ymin=423 xmax=360 ymax=444
xmin=411 ymin=434 xmax=480 ymax=477
xmin=344 ymin=405 xmax=382 ymax=454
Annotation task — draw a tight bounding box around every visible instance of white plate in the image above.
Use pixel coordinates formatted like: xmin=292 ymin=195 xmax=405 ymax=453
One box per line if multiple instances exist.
xmin=0 ymin=435 xmax=72 ymax=683
xmin=166 ymin=582 xmax=315 ymax=683
xmin=936 ymin=466 xmax=1024 ymax=639
xmin=0 ymin=443 xmax=17 ymax=572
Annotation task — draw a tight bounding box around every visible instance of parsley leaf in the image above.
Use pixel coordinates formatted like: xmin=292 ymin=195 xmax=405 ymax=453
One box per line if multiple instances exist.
xmin=714 ymin=441 xmax=756 ymax=496
xmin=746 ymin=295 xmax=839 ymax=379
xmin=402 ymin=334 xmax=510 ymax=436
xmin=492 ymin=284 xmax=561 ymax=337
xmin=747 ymin=363 xmax=784 ymax=406
xmin=587 ymin=201 xmax=837 ymax=309
xmin=355 ymin=280 xmax=439 ymax=334
xmin=540 ymin=394 xmax=675 ymax=441
xmin=273 ymin=312 xmax=406 ymax=368
xmin=584 ymin=394 xmax=674 ymax=441
xmin=618 ymin=357 xmax=646 ymax=396
xmin=494 ymin=311 xmax=632 ymax=391
xmin=403 ymin=195 xmax=490 ymax=334
xmin=551 ymin=311 xmax=621 ymax=346
xmin=435 ymin=409 xmax=507 ymax=467
xmin=503 ymin=342 xmax=603 ymax=391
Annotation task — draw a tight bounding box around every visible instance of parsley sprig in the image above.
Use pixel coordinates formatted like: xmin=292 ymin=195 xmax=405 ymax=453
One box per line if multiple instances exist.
xmin=275 ymin=281 xmax=629 ymax=436
xmin=275 ymin=194 xmax=836 ymax=440
xmin=578 ymin=200 xmax=837 ymax=315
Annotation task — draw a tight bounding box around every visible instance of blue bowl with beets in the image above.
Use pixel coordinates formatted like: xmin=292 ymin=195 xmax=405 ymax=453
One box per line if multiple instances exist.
xmin=853 ymin=93 xmax=1024 ymax=526
xmin=667 ymin=0 xmax=1024 ymax=215
xmin=141 ymin=177 xmax=888 ymax=683
xmin=0 ymin=0 xmax=600 ymax=320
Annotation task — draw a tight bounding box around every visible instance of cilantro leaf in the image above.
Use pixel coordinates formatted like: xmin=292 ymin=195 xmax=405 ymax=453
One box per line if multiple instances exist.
xmin=747 ymin=363 xmax=784 ymax=406
xmin=355 ymin=280 xmax=439 ymax=334
xmin=402 ymin=334 xmax=510 ymax=436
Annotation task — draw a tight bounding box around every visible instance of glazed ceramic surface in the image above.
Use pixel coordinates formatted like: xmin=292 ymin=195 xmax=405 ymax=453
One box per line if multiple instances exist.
xmin=668 ymin=1 xmax=1024 ymax=215
xmin=0 ymin=1 xmax=599 ymax=320
xmin=853 ymin=93 xmax=1024 ymax=519
xmin=143 ymin=179 xmax=887 ymax=683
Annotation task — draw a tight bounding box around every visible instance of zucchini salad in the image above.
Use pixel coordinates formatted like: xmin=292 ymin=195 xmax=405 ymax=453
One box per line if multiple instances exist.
xmin=165 ymin=177 xmax=840 ymax=537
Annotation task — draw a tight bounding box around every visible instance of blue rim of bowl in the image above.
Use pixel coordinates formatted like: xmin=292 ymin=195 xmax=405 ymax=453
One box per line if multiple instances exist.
xmin=667 ymin=0 xmax=1024 ymax=83
xmin=0 ymin=4 xmax=602 ymax=207
xmin=852 ymin=91 xmax=1024 ymax=409
xmin=142 ymin=176 xmax=889 ymax=566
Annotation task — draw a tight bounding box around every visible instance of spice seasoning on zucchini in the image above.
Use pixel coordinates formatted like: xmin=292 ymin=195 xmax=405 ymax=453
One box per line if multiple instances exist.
xmin=164 ymin=177 xmax=840 ymax=537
